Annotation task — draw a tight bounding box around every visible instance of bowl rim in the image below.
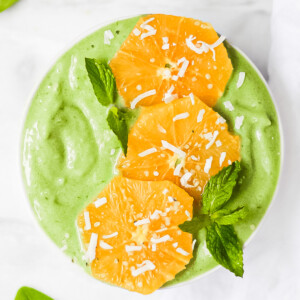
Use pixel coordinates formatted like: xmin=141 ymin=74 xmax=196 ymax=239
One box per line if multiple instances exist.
xmin=19 ymin=14 xmax=284 ymax=291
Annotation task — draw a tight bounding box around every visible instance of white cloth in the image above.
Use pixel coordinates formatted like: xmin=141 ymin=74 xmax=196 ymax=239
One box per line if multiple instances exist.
xmin=0 ymin=0 xmax=299 ymax=299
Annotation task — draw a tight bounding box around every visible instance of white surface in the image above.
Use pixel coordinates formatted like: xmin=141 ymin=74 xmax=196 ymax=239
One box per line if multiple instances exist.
xmin=0 ymin=0 xmax=299 ymax=299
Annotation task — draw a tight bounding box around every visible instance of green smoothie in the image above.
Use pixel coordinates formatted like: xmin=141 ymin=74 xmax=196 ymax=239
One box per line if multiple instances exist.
xmin=21 ymin=15 xmax=281 ymax=286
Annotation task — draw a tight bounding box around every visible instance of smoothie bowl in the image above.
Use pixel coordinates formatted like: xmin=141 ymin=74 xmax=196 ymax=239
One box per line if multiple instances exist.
xmin=21 ymin=14 xmax=281 ymax=294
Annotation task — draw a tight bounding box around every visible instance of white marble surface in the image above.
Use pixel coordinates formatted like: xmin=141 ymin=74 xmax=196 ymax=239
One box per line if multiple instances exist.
xmin=0 ymin=0 xmax=300 ymax=299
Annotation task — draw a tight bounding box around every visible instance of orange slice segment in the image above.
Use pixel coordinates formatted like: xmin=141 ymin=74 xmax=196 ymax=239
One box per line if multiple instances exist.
xmin=118 ymin=96 xmax=240 ymax=200
xmin=110 ymin=14 xmax=232 ymax=108
xmin=77 ymin=176 xmax=193 ymax=294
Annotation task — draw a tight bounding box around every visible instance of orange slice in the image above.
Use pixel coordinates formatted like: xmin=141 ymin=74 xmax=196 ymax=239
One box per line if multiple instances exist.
xmin=110 ymin=14 xmax=233 ymax=108
xmin=77 ymin=176 xmax=193 ymax=294
xmin=118 ymin=96 xmax=240 ymax=200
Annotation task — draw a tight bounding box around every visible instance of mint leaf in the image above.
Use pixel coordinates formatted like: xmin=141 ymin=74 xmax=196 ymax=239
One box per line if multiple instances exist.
xmin=85 ymin=58 xmax=116 ymax=106
xmin=107 ymin=106 xmax=137 ymax=155
xmin=0 ymin=0 xmax=19 ymax=12
xmin=206 ymin=223 xmax=244 ymax=277
xmin=202 ymin=161 xmax=241 ymax=214
xmin=179 ymin=215 xmax=210 ymax=233
xmin=15 ymin=286 xmax=53 ymax=300
xmin=212 ymin=206 xmax=248 ymax=225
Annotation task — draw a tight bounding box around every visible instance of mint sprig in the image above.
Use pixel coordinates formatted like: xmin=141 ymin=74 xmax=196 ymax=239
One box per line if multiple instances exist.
xmin=85 ymin=58 xmax=116 ymax=106
xmin=206 ymin=223 xmax=244 ymax=277
xmin=180 ymin=161 xmax=247 ymax=277
xmin=15 ymin=286 xmax=53 ymax=300
xmin=85 ymin=58 xmax=138 ymax=155
xmin=202 ymin=161 xmax=241 ymax=214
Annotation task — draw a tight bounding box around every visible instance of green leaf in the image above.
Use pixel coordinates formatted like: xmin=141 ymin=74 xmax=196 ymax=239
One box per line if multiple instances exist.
xmin=202 ymin=161 xmax=241 ymax=214
xmin=206 ymin=223 xmax=244 ymax=277
xmin=0 ymin=0 xmax=19 ymax=12
xmin=107 ymin=106 xmax=139 ymax=155
xmin=85 ymin=58 xmax=116 ymax=106
xmin=179 ymin=215 xmax=210 ymax=233
xmin=15 ymin=286 xmax=53 ymax=300
xmin=212 ymin=206 xmax=249 ymax=225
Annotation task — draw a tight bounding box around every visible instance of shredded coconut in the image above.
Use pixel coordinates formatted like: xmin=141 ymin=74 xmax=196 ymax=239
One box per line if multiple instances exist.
xmin=138 ymin=147 xmax=157 ymax=157
xmin=125 ymin=245 xmax=142 ymax=252
xmin=176 ymin=247 xmax=190 ymax=256
xmin=84 ymin=211 xmax=91 ymax=231
xmin=235 ymin=116 xmax=244 ymax=130
xmin=219 ymin=152 xmax=226 ymax=166
xmin=99 ymin=240 xmax=113 ymax=250
xmin=161 ymin=140 xmax=186 ymax=157
xmin=197 ymin=109 xmax=205 ymax=122
xmin=134 ymin=218 xmax=150 ymax=226
xmin=94 ymin=197 xmax=107 ymax=208
xmin=131 ymin=89 xmax=156 ymax=109
xmin=173 ymin=112 xmax=189 ymax=122
xmin=131 ymin=260 xmax=156 ymax=277
xmin=206 ymin=130 xmax=219 ymax=149
xmin=151 ymin=235 xmax=171 ymax=244
xmin=86 ymin=233 xmax=98 ymax=262
xmin=104 ymin=30 xmax=114 ymax=45
xmin=189 ymin=93 xmax=195 ymax=105
xmin=186 ymin=35 xmax=226 ymax=61
xmin=223 ymin=101 xmax=234 ymax=111
xmin=103 ymin=232 xmax=118 ymax=239
xmin=204 ymin=156 xmax=213 ymax=173
xmin=237 ymin=72 xmax=245 ymax=88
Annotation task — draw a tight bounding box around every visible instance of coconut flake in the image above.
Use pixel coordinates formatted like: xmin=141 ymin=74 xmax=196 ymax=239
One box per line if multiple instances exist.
xmin=192 ymin=239 xmax=196 ymax=250
xmin=215 ymin=140 xmax=222 ymax=147
xmin=133 ymin=28 xmax=141 ymax=36
xmin=180 ymin=172 xmax=193 ymax=187
xmin=131 ymin=260 xmax=156 ymax=277
xmin=216 ymin=116 xmax=226 ymax=124
xmin=99 ymin=240 xmax=113 ymax=250
xmin=186 ymin=35 xmax=226 ymax=61
xmin=197 ymin=109 xmax=205 ymax=122
xmin=104 ymin=30 xmax=114 ymax=45
xmin=205 ymin=130 xmax=219 ymax=149
xmin=162 ymin=85 xmax=178 ymax=103
xmin=204 ymin=156 xmax=213 ymax=173
xmin=176 ymin=247 xmax=190 ymax=256
xmin=134 ymin=218 xmax=150 ymax=226
xmin=103 ymin=232 xmax=118 ymax=239
xmin=140 ymin=18 xmax=157 ymax=40
xmin=84 ymin=211 xmax=91 ymax=231
xmin=237 ymin=72 xmax=245 ymax=88
xmin=161 ymin=140 xmax=186 ymax=158
xmin=189 ymin=93 xmax=195 ymax=105
xmin=172 ymin=242 xmax=178 ymax=248
xmin=94 ymin=197 xmax=107 ymax=208
xmin=86 ymin=233 xmax=98 ymax=262
xmin=173 ymin=163 xmax=183 ymax=176
xmin=162 ymin=37 xmax=169 ymax=50
xmin=152 ymin=244 xmax=157 ymax=251
xmin=173 ymin=112 xmax=189 ymax=122
xmin=185 ymin=210 xmax=191 ymax=218
xmin=131 ymin=89 xmax=156 ymax=109
xmin=158 ymin=124 xmax=167 ymax=133
xmin=191 ymin=155 xmax=199 ymax=161
xmin=138 ymin=147 xmax=157 ymax=157
xmin=177 ymin=57 xmax=189 ymax=78
xmin=125 ymin=245 xmax=142 ymax=252
xmin=150 ymin=210 xmax=163 ymax=220
xmin=151 ymin=235 xmax=171 ymax=244
xmin=235 ymin=116 xmax=244 ymax=130
xmin=219 ymin=152 xmax=226 ymax=166
xmin=224 ymin=101 xmax=234 ymax=111
xmin=162 ymin=188 xmax=169 ymax=195
xmin=168 ymin=196 xmax=175 ymax=202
